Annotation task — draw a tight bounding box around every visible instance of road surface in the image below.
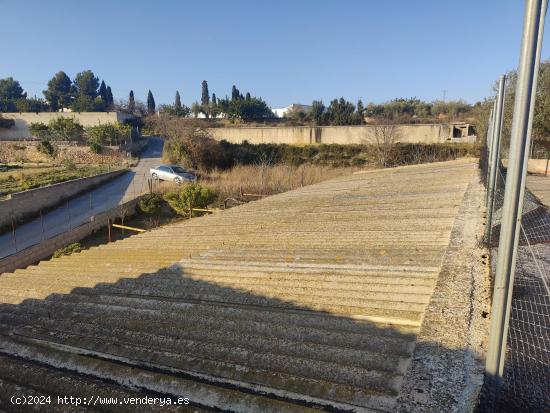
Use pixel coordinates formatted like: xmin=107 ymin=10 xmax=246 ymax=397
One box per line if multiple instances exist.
xmin=0 ymin=137 xmax=163 ymax=259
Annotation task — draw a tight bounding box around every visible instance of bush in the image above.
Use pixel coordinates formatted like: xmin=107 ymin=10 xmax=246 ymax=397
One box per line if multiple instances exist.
xmin=86 ymin=123 xmax=131 ymax=146
xmin=48 ymin=117 xmax=84 ymax=141
xmin=53 ymin=243 xmax=82 ymax=258
xmin=62 ymin=158 xmax=77 ymax=170
xmin=89 ymin=142 xmax=102 ymax=154
xmin=0 ymin=116 xmax=15 ymax=129
xmin=138 ymin=193 xmax=164 ymax=215
xmin=37 ymin=140 xmax=55 ymax=158
xmin=164 ymin=183 xmax=217 ymax=216
xmin=29 ymin=122 xmax=50 ymax=139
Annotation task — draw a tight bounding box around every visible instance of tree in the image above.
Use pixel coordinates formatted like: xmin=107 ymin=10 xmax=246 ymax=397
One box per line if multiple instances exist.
xmin=175 ymin=91 xmax=182 ymax=109
xmin=231 ymin=85 xmax=240 ymax=101
xmin=0 ymin=77 xmax=26 ymax=100
xmin=211 ymin=93 xmax=217 ymax=105
xmin=73 ymin=70 xmax=99 ymax=99
xmin=43 ymin=71 xmax=73 ymax=111
xmin=325 ymin=98 xmax=359 ymax=125
xmin=99 ymin=81 xmax=108 ymax=103
xmin=191 ymin=101 xmax=201 ymax=118
xmin=128 ymin=90 xmax=135 ymax=113
xmin=147 ymin=90 xmax=156 ymax=114
xmin=311 ymin=100 xmax=326 ymax=125
xmin=371 ymin=122 xmax=400 ymax=168
xmin=245 ymin=92 xmax=251 ymax=101
xmin=0 ymin=77 xmax=27 ymax=112
xmin=48 ymin=117 xmax=84 ymax=141
xmin=201 ymin=80 xmax=210 ymax=106
xmin=106 ymin=86 xmax=114 ymax=108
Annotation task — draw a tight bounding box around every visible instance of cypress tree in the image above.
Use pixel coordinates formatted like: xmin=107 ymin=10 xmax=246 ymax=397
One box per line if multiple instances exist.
xmin=212 ymin=93 xmax=217 ymax=104
xmin=106 ymin=86 xmax=114 ymax=107
xmin=147 ymin=90 xmax=156 ymax=114
xmin=128 ymin=90 xmax=135 ymax=113
xmin=201 ymin=80 xmax=209 ymax=106
xmin=99 ymin=80 xmax=108 ymax=103
xmin=175 ymin=91 xmax=182 ymax=109
xmin=231 ymin=85 xmax=239 ymax=101
xmin=245 ymin=92 xmax=251 ymax=101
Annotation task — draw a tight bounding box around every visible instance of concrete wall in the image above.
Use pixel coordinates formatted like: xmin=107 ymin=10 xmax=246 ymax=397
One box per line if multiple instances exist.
xmin=0 ymin=169 xmax=127 ymax=229
xmin=0 ymin=112 xmax=133 ymax=140
xmin=208 ymin=124 xmax=477 ymax=145
xmin=0 ymin=198 xmax=138 ymax=274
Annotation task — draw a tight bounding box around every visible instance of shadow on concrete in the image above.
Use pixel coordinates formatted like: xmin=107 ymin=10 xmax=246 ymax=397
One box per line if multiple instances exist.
xmin=0 ymin=260 xmax=493 ymax=413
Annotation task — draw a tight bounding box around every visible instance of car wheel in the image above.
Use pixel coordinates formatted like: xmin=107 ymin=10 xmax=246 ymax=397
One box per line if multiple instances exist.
xmin=174 ymin=177 xmax=182 ymax=185
xmin=151 ymin=173 xmax=158 ymax=180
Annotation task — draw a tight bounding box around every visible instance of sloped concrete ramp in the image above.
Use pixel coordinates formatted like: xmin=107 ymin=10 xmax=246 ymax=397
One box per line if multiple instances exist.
xmin=0 ymin=159 xmax=478 ymax=412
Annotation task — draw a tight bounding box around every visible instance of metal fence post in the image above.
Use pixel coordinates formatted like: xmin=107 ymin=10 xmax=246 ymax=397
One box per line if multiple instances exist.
xmin=485 ymin=75 xmax=506 ymax=242
xmin=486 ymin=0 xmax=547 ymax=388
xmin=485 ymin=106 xmax=495 ymax=200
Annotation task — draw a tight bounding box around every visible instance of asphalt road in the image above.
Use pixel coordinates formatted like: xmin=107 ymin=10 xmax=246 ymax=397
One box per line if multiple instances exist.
xmin=0 ymin=137 xmax=164 ymax=259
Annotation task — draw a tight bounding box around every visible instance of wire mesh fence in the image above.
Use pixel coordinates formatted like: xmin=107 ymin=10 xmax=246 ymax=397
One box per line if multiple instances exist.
xmin=0 ymin=171 xmax=158 ymax=260
xmin=478 ymin=106 xmax=550 ymax=412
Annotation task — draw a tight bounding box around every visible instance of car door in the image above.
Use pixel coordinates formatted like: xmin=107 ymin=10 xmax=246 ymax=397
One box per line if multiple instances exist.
xmin=157 ymin=166 xmax=170 ymax=180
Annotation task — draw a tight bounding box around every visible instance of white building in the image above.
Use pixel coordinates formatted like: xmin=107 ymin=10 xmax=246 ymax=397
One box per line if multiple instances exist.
xmin=272 ymin=104 xmax=312 ymax=118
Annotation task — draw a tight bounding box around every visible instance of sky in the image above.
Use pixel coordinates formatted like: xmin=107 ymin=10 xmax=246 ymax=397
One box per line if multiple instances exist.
xmin=1 ymin=0 xmax=549 ymax=108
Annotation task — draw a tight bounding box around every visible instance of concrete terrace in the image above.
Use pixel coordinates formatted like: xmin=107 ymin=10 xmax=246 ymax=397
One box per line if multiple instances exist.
xmin=0 ymin=159 xmax=481 ymax=412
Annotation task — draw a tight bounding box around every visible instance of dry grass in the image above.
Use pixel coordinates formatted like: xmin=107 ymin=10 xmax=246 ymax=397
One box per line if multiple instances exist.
xmin=203 ymin=164 xmax=354 ymax=201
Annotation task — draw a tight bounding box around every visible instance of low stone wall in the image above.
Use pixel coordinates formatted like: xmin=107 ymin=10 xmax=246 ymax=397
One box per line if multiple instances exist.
xmin=0 ymin=198 xmax=139 ymax=274
xmin=208 ymin=124 xmax=477 ymax=145
xmin=0 ymin=169 xmax=127 ymax=229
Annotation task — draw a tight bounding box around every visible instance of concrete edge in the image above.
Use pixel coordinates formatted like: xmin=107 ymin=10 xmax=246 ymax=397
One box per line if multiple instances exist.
xmin=395 ymin=174 xmax=491 ymax=413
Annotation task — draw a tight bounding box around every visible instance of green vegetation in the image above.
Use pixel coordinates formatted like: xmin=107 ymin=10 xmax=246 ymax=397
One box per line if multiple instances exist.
xmin=138 ymin=193 xmax=164 ymax=215
xmin=53 ymin=243 xmax=82 ymax=258
xmin=0 ymin=115 xmax=15 ymax=129
xmin=36 ymin=140 xmax=56 ymax=158
xmin=0 ymin=165 xmax=114 ymax=196
xmin=147 ymin=90 xmax=156 ymax=114
xmin=86 ymin=123 xmax=131 ymax=146
xmin=164 ymin=183 xmax=217 ymax=216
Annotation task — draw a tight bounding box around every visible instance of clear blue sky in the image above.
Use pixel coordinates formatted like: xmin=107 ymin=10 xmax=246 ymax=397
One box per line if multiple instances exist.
xmin=1 ymin=0 xmax=548 ymax=107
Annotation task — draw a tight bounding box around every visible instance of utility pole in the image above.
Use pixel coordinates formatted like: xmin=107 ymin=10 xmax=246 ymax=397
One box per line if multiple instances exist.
xmin=486 ymin=0 xmax=548 ymax=391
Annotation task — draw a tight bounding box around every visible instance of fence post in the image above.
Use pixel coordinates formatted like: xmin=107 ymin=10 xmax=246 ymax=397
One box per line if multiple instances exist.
xmin=485 ymin=75 xmax=506 ymax=242
xmin=11 ymin=218 xmax=17 ymax=253
xmin=486 ymin=0 xmax=547 ymax=390
xmin=485 ymin=106 xmax=495 ymax=198
xmin=40 ymin=209 xmax=45 ymax=241
xmin=107 ymin=218 xmax=112 ymax=243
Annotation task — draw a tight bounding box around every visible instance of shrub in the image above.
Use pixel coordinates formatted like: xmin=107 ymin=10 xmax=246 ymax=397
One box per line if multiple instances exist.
xmin=48 ymin=117 xmax=84 ymax=141
xmin=62 ymin=158 xmax=76 ymax=170
xmin=0 ymin=116 xmax=15 ymax=129
xmin=36 ymin=140 xmax=56 ymax=158
xmin=164 ymin=183 xmax=217 ymax=216
xmin=53 ymin=243 xmax=82 ymax=258
xmin=138 ymin=193 xmax=164 ymax=215
xmin=29 ymin=122 xmax=50 ymax=139
xmin=86 ymin=123 xmax=131 ymax=146
xmin=89 ymin=142 xmax=102 ymax=154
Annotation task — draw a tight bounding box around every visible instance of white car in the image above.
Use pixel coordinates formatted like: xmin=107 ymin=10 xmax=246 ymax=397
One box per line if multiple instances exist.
xmin=150 ymin=165 xmax=196 ymax=184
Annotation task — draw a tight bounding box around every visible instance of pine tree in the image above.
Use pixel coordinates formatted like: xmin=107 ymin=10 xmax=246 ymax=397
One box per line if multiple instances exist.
xmin=99 ymin=81 xmax=108 ymax=103
xmin=128 ymin=90 xmax=135 ymax=113
xmin=175 ymin=91 xmax=182 ymax=109
xmin=201 ymin=80 xmax=209 ymax=106
xmin=147 ymin=90 xmax=156 ymax=114
xmin=106 ymin=86 xmax=114 ymax=108
xmin=43 ymin=71 xmax=73 ymax=111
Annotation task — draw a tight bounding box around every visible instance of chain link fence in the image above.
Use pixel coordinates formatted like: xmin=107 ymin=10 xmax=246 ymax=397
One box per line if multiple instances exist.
xmin=0 ymin=171 xmax=157 ymax=260
xmin=478 ymin=101 xmax=550 ymax=412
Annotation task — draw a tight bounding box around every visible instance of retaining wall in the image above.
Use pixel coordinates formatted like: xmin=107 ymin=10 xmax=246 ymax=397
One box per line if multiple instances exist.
xmin=0 ymin=169 xmax=127 ymax=229
xmin=0 ymin=198 xmax=139 ymax=274
xmin=208 ymin=124 xmax=477 ymax=145
xmin=0 ymin=112 xmax=133 ymax=140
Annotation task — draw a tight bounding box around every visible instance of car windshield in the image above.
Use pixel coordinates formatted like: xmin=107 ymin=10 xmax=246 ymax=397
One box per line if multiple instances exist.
xmin=171 ymin=166 xmax=187 ymax=173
